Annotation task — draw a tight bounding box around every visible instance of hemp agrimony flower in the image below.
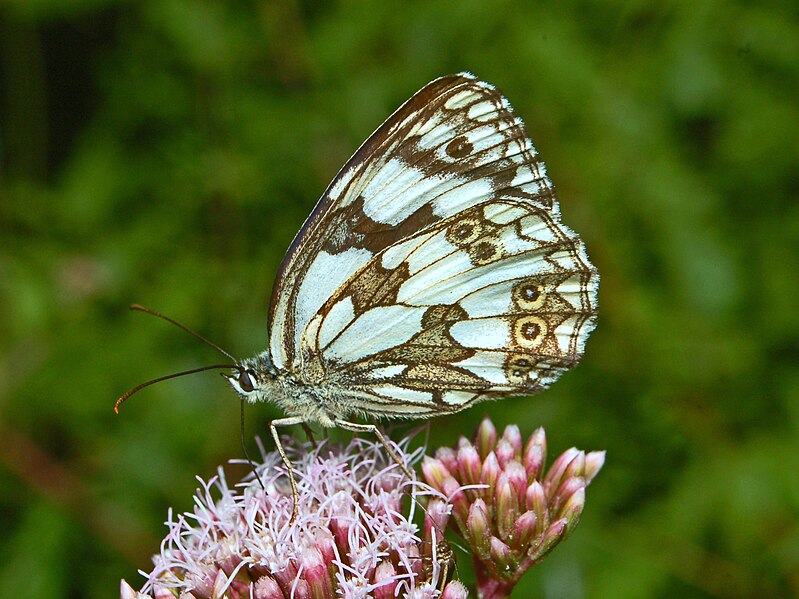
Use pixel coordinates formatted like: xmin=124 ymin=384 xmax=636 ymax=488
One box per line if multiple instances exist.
xmin=120 ymin=436 xmax=468 ymax=599
xmin=121 ymin=421 xmax=603 ymax=598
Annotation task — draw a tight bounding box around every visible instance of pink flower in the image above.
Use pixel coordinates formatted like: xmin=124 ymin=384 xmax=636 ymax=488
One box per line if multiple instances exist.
xmin=421 ymin=418 xmax=605 ymax=598
xmin=120 ymin=436 xmax=468 ymax=599
xmin=120 ymin=420 xmax=603 ymax=599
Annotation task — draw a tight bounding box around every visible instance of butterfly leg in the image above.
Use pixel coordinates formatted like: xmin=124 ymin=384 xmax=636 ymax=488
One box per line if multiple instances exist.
xmin=301 ymin=422 xmax=318 ymax=449
xmin=334 ymin=419 xmax=414 ymax=480
xmin=270 ymin=416 xmax=306 ymax=524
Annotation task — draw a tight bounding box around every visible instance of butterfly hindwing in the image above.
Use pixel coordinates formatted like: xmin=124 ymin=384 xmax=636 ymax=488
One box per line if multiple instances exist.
xmin=268 ymin=73 xmax=598 ymax=416
xmin=303 ymin=198 xmax=596 ymax=415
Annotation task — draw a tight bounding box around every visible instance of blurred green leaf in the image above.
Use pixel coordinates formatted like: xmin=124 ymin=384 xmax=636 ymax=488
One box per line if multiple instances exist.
xmin=1 ymin=1 xmax=797 ymax=597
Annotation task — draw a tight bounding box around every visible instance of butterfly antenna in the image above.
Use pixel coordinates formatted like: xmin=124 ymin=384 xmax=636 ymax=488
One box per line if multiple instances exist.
xmin=129 ymin=304 xmax=237 ymax=362
xmin=114 ymin=364 xmax=238 ymax=413
xmin=240 ymin=399 xmax=265 ymax=491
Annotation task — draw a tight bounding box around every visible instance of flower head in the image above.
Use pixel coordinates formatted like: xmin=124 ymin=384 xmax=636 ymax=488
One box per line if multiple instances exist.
xmin=421 ymin=418 xmax=605 ymax=597
xmin=121 ymin=436 xmax=467 ymax=599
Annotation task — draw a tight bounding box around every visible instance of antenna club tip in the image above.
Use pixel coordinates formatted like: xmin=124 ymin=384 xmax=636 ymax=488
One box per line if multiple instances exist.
xmin=129 ymin=304 xmax=144 ymax=311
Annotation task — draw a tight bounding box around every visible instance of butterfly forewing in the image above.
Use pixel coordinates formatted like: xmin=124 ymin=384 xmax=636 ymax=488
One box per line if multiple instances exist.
xmin=268 ymin=73 xmax=597 ymax=417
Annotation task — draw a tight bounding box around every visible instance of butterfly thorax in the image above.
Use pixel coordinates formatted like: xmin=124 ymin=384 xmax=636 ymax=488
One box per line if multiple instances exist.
xmin=229 ymin=351 xmax=344 ymax=427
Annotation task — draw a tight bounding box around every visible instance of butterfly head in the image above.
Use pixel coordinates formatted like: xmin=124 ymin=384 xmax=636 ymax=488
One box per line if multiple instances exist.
xmin=224 ymin=351 xmax=277 ymax=402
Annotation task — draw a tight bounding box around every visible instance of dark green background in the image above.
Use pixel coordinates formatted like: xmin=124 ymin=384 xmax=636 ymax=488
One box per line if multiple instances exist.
xmin=1 ymin=1 xmax=797 ymax=597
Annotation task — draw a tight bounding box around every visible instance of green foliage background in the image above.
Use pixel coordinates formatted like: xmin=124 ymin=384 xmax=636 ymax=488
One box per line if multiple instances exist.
xmin=1 ymin=1 xmax=797 ymax=597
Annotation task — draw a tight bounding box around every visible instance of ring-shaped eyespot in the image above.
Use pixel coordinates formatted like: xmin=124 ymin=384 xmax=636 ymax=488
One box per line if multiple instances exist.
xmin=514 ymin=280 xmax=547 ymax=311
xmin=238 ymin=369 xmax=257 ymax=393
xmin=513 ymin=316 xmax=548 ymax=348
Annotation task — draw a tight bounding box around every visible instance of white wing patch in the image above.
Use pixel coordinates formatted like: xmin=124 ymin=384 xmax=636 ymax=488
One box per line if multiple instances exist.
xmin=444 ymin=89 xmax=477 ymax=110
xmin=292 ymin=248 xmax=373 ymax=360
xmin=359 ymin=160 xmax=432 ymax=225
xmin=317 ymin=297 xmax=355 ymax=350
xmin=325 ymin=304 xmax=425 ymax=363
xmin=468 ymin=100 xmax=498 ymax=122
xmin=429 ymin=177 xmax=495 ymax=218
xmin=458 ymin=281 xmax=514 ymax=318
xmin=454 ymin=352 xmax=510 ymax=385
xmin=380 ymin=231 xmax=436 ymax=271
xmin=483 ymin=202 xmax=527 ymax=224
xmin=450 ymin=318 xmax=511 ymax=349
xmin=329 ymin=166 xmax=356 ymax=201
xmin=441 ymin=391 xmax=479 ymax=407
xmin=370 ymin=385 xmax=433 ymax=404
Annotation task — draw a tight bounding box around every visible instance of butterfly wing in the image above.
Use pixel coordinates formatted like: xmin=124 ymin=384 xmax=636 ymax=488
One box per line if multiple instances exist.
xmin=268 ymin=73 xmax=597 ymax=415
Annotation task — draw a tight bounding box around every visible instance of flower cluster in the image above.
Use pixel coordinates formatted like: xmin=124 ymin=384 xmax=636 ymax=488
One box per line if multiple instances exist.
xmin=421 ymin=418 xmax=605 ymax=598
xmin=121 ymin=436 xmax=468 ymax=599
xmin=121 ymin=420 xmax=604 ymax=599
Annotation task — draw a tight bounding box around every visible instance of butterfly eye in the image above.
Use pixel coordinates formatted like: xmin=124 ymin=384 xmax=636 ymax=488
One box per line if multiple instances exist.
xmin=238 ymin=369 xmax=257 ymax=393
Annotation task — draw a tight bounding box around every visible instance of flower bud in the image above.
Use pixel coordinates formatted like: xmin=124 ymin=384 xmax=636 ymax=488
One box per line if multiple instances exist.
xmin=562 ymin=450 xmax=586 ymax=481
xmin=424 ymin=497 xmax=452 ymax=539
xmin=303 ymin=547 xmax=334 ymax=599
xmin=441 ymin=580 xmax=470 ymax=599
xmin=525 ymin=480 xmax=547 ymax=525
xmin=554 ymin=474 xmax=584 ymax=508
xmin=418 ymin=420 xmax=604 ymax=598
xmin=501 ymin=424 xmax=523 ymax=460
xmin=119 ymin=581 xmax=138 ymax=599
xmin=435 ymin=446 xmax=459 ymax=474
xmin=504 ymin=461 xmax=528 ymax=505
xmin=254 ymin=576 xmax=284 ymax=599
xmin=494 ymin=472 xmax=519 ymax=539
xmin=584 ymin=450 xmax=606 ymax=484
xmin=475 ymin=417 xmax=498 ymax=459
xmin=422 ymin=456 xmax=452 ymax=491
xmin=442 ymin=475 xmax=470 ymax=524
xmin=466 ymin=499 xmax=491 ymax=558
xmin=212 ymin=570 xmax=230 ymax=599
xmin=561 ymin=487 xmax=586 ymax=536
xmin=529 ymin=518 xmax=568 ymax=563
xmin=457 ymin=443 xmax=482 ymax=487
xmin=481 ymin=451 xmax=500 ymax=491
xmin=272 ymin=560 xmax=300 ymax=593
xmin=153 ymin=586 xmax=176 ymax=599
xmin=544 ymin=448 xmax=581 ymax=492
xmin=495 ymin=439 xmax=516 ymax=469
xmin=511 ymin=510 xmax=538 ymax=549
xmin=523 ymin=427 xmax=547 ymax=482
xmin=489 ymin=536 xmax=516 ymax=574
xmin=316 ymin=537 xmax=337 ymax=570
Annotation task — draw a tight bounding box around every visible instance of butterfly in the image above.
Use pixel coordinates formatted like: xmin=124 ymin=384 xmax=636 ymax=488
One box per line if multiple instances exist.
xmin=117 ymin=73 xmax=598 ymax=521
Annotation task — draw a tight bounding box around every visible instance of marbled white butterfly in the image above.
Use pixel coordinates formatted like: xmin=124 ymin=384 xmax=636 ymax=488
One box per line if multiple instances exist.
xmin=117 ymin=73 xmax=598 ymax=520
